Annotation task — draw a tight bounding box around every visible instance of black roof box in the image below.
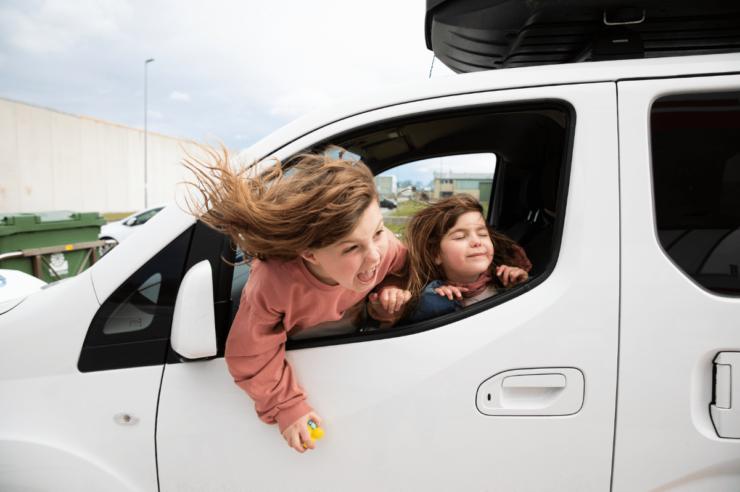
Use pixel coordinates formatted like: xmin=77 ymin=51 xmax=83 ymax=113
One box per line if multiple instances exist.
xmin=425 ymin=0 xmax=740 ymax=73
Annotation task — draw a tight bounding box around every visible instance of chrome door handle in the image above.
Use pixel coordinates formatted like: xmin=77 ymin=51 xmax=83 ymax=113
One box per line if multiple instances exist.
xmin=476 ymin=368 xmax=584 ymax=416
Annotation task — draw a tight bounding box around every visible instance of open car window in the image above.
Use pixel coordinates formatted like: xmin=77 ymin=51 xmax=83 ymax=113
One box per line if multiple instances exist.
xmin=375 ymin=153 xmax=496 ymax=240
xmin=227 ymin=102 xmax=571 ymax=348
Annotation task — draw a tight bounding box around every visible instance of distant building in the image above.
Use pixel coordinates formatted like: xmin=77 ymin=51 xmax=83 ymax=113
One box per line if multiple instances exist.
xmin=0 ymin=97 xmax=199 ymax=213
xmin=375 ymin=175 xmax=397 ymax=198
xmin=432 ymin=172 xmax=493 ymax=202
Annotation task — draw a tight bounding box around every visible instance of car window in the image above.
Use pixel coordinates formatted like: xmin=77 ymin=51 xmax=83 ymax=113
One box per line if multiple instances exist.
xmin=225 ymin=103 xmax=571 ymax=348
xmin=101 ymin=273 xmax=162 ymax=335
xmin=133 ymin=207 xmax=162 ymax=225
xmin=376 ymin=153 xmax=496 ymax=240
xmin=651 ymin=91 xmax=740 ymax=296
xmin=79 ymin=227 xmax=193 ymax=371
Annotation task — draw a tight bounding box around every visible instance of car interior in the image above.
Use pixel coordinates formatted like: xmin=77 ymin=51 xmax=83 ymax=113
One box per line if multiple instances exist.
xmin=225 ymin=102 xmax=572 ymax=345
xmin=320 ymin=103 xmax=570 ymax=278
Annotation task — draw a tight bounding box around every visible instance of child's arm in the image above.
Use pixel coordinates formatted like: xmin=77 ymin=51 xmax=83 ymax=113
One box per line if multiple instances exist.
xmin=282 ymin=411 xmax=324 ymax=453
xmin=368 ymin=286 xmax=412 ymax=323
xmin=432 ymin=284 xmax=468 ymax=300
xmin=495 ymin=264 xmax=529 ymax=287
xmin=224 ymin=264 xmax=317 ymax=452
xmin=366 ymin=231 xmax=410 ymax=325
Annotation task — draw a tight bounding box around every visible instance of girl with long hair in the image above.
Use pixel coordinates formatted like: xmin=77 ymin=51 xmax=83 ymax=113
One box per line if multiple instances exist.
xmin=184 ymin=147 xmax=407 ymax=453
xmin=377 ymin=194 xmax=531 ymax=324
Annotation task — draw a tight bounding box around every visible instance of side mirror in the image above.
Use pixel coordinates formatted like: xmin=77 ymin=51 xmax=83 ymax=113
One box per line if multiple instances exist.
xmin=171 ymin=260 xmax=217 ymax=360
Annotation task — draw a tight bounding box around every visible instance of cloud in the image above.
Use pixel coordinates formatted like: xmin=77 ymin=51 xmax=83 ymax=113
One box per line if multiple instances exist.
xmin=169 ymin=91 xmax=190 ymax=102
xmin=0 ymin=0 xmax=444 ymax=151
xmin=0 ymin=0 xmax=132 ymax=54
xmin=384 ymin=154 xmax=498 ymax=185
xmin=414 ymin=154 xmax=498 ymax=174
xmin=268 ymin=88 xmax=335 ymax=119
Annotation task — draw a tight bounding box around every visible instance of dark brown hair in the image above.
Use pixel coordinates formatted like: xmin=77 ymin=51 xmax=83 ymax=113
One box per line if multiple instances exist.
xmin=183 ymin=145 xmax=378 ymax=260
xmin=403 ymin=194 xmax=530 ymax=310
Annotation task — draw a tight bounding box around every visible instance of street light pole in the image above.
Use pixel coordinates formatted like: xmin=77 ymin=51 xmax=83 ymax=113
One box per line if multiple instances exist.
xmin=144 ymin=58 xmax=154 ymax=208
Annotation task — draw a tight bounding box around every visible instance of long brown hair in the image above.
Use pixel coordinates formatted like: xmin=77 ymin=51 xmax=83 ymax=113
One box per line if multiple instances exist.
xmin=403 ymin=194 xmax=530 ymax=305
xmin=183 ymin=145 xmax=378 ymax=260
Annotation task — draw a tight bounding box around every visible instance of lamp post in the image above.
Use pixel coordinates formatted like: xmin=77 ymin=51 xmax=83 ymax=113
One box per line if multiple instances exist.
xmin=144 ymin=58 xmax=155 ymax=208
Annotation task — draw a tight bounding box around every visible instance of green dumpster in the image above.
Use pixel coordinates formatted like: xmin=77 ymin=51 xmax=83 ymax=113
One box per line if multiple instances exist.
xmin=0 ymin=212 xmax=106 ymax=283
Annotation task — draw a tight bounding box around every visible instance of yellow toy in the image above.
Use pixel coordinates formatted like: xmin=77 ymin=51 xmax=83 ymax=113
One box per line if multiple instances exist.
xmin=303 ymin=419 xmax=325 ymax=448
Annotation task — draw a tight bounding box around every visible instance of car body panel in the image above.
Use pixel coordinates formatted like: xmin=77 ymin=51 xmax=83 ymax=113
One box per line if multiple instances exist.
xmin=90 ymin=205 xmax=194 ymax=304
xmin=156 ymin=81 xmax=620 ymax=491
xmin=613 ymin=73 xmax=740 ymax=491
xmin=0 ymin=272 xmax=160 ymax=492
xmin=240 ymin=54 xmax=740 ymax=164
xmin=0 ymin=54 xmax=737 ymax=491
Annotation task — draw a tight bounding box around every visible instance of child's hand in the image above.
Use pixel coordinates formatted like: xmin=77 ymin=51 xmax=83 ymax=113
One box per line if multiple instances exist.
xmin=369 ymin=287 xmax=411 ymax=314
xmin=282 ymin=411 xmax=323 ymax=453
xmin=496 ymin=265 xmax=529 ymax=287
xmin=433 ymin=284 xmax=468 ymax=300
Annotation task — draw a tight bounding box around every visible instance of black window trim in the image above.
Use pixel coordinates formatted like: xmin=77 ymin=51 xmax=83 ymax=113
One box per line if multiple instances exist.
xmin=275 ymin=99 xmax=577 ymax=350
xmin=649 ymin=89 xmax=740 ymax=299
xmin=78 ymin=227 xmax=194 ymax=372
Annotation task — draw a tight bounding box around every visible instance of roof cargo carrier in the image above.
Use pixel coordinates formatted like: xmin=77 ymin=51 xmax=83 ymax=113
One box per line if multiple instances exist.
xmin=425 ymin=0 xmax=740 ymax=73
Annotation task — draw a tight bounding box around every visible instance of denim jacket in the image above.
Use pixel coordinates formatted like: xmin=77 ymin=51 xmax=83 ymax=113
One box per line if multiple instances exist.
xmin=406 ymin=280 xmax=462 ymax=323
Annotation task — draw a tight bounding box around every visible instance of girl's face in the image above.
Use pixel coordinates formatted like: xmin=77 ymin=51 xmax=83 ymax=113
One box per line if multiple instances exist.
xmin=302 ymin=200 xmax=389 ymax=292
xmin=436 ymin=211 xmax=494 ymax=283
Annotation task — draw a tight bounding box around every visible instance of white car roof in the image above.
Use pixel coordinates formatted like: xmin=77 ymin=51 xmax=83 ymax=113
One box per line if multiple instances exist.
xmin=240 ymin=52 xmax=740 ymax=162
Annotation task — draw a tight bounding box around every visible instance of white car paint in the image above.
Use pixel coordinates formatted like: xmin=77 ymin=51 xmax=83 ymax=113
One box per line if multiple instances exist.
xmin=0 ymin=272 xmax=160 ymax=492
xmin=157 ymin=81 xmax=620 ymax=491
xmin=613 ymin=73 xmax=740 ymax=491
xmin=0 ymin=269 xmax=46 ymax=305
xmin=98 ymin=206 xmax=165 ymax=245
xmin=0 ymin=53 xmax=739 ymax=491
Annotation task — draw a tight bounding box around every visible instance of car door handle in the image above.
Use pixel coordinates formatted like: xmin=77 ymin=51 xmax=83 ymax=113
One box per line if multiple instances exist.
xmin=476 ymin=368 xmax=585 ymax=416
xmin=710 ymin=352 xmax=740 ymax=438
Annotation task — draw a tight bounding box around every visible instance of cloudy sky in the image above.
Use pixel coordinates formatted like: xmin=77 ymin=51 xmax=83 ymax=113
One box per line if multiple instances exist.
xmin=0 ymin=0 xmax=456 ymax=151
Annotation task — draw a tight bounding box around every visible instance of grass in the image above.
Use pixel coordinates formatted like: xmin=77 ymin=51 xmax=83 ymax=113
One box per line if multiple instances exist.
xmin=389 ymin=199 xmax=428 ymax=217
xmin=384 ymin=200 xmax=430 ymax=239
xmin=386 ymin=222 xmax=406 ymax=237
xmin=383 ymin=197 xmax=490 ymax=239
xmin=102 ymin=212 xmax=134 ymax=223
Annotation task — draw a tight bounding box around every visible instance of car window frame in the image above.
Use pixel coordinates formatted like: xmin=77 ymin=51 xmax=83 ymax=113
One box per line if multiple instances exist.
xmin=218 ymin=99 xmax=576 ymax=352
xmin=649 ymin=89 xmax=740 ymax=298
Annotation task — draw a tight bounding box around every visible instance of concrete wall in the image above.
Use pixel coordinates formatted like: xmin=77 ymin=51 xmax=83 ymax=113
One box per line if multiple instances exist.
xmin=0 ymin=97 xmax=203 ymax=214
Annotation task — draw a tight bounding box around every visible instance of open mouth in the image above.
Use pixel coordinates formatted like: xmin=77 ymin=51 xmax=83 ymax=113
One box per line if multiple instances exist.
xmin=357 ymin=266 xmax=378 ymax=283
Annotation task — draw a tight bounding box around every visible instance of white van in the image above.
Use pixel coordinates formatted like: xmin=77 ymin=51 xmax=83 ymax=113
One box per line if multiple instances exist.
xmin=1 ymin=10 xmax=739 ymax=492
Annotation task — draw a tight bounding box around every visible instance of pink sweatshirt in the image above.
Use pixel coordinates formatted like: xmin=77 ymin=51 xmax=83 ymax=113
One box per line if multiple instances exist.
xmin=225 ymin=234 xmax=406 ymax=432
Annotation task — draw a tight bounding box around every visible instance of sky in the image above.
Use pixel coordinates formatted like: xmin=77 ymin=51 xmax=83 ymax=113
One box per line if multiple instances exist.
xmin=0 ymin=0 xmax=456 ymax=151
xmin=379 ymin=153 xmax=498 ymax=188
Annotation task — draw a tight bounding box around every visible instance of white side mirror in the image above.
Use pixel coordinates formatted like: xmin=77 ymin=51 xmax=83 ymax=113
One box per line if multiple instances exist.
xmin=171 ymin=260 xmax=217 ymax=360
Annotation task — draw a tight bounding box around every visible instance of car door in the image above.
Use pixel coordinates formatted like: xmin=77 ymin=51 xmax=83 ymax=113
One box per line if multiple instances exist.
xmin=614 ymin=74 xmax=740 ymax=491
xmin=156 ymin=82 xmax=620 ymax=491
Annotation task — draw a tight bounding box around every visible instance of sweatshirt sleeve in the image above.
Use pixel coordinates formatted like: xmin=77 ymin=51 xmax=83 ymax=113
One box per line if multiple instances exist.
xmin=224 ymin=262 xmax=312 ymax=433
xmin=367 ymin=233 xmax=409 ymax=324
xmin=386 ymin=231 xmax=408 ymax=274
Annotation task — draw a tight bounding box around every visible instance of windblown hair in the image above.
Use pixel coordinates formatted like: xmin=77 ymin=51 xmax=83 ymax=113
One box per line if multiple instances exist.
xmin=183 ymin=145 xmax=378 ymax=261
xmin=402 ymin=194 xmax=530 ymax=312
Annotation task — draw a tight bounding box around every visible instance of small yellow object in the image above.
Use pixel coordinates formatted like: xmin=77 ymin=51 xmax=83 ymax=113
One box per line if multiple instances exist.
xmin=64 ymin=244 xmax=74 ymax=251
xmin=303 ymin=419 xmax=325 ymax=448
xmin=308 ymin=419 xmax=325 ymax=440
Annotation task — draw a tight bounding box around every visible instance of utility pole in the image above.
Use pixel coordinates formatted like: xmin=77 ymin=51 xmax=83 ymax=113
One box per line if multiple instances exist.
xmin=144 ymin=58 xmax=155 ymax=208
